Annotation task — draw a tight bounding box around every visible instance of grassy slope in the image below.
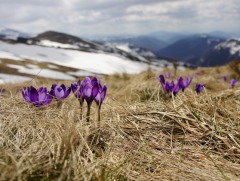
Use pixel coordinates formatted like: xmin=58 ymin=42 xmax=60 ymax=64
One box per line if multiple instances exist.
xmin=0 ymin=62 xmax=240 ymax=181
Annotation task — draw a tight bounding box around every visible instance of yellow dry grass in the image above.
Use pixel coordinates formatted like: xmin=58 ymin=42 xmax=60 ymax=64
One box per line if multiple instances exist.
xmin=0 ymin=62 xmax=240 ymax=181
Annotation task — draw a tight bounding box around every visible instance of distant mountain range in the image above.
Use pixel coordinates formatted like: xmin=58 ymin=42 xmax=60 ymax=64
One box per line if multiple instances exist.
xmin=104 ymin=35 xmax=168 ymax=52
xmin=156 ymin=34 xmax=240 ymax=66
xmin=156 ymin=34 xmax=225 ymax=64
xmin=0 ymin=27 xmax=239 ymax=76
xmin=192 ymin=38 xmax=240 ymax=66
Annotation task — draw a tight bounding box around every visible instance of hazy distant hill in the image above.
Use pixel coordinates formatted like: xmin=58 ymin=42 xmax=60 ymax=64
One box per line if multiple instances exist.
xmin=106 ymin=35 xmax=168 ymax=52
xmin=190 ymin=38 xmax=240 ymax=66
xmin=156 ymin=34 xmax=225 ymax=64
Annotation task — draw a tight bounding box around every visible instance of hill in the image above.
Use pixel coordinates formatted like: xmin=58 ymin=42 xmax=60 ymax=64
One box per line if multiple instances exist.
xmin=106 ymin=35 xmax=168 ymax=52
xmin=194 ymin=38 xmax=240 ymax=66
xmin=0 ymin=62 xmax=240 ymax=180
xmin=0 ymin=30 xmax=178 ymax=83
xmin=156 ymin=34 xmax=224 ymax=65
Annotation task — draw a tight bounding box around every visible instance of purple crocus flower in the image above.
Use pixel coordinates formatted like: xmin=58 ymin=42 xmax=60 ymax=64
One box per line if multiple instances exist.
xmin=165 ymin=72 xmax=171 ymax=78
xmin=83 ymin=77 xmax=99 ymax=104
xmin=71 ymin=79 xmax=88 ymax=119
xmin=222 ymin=75 xmax=227 ymax=81
xmin=158 ymin=74 xmax=181 ymax=95
xmin=195 ymin=84 xmax=204 ymax=94
xmin=230 ymin=79 xmax=238 ymax=88
xmin=95 ymin=83 xmax=107 ymax=123
xmin=22 ymin=86 xmax=52 ymax=107
xmin=158 ymin=74 xmax=165 ymax=86
xmin=71 ymin=80 xmax=81 ymax=98
xmin=49 ymin=83 xmax=71 ymax=100
xmin=178 ymin=76 xmax=192 ymax=91
xmin=95 ymin=84 xmax=107 ymax=106
xmin=81 ymin=77 xmax=99 ymax=122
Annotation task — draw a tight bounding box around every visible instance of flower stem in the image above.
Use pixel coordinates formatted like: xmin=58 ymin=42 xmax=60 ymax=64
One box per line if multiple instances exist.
xmin=97 ymin=105 xmax=101 ymax=127
xmin=79 ymin=100 xmax=84 ymax=120
xmin=57 ymin=100 xmax=62 ymax=108
xmin=86 ymin=102 xmax=92 ymax=122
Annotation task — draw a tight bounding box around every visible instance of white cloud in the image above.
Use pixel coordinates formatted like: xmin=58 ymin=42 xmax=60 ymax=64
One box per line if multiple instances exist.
xmin=0 ymin=0 xmax=239 ymax=36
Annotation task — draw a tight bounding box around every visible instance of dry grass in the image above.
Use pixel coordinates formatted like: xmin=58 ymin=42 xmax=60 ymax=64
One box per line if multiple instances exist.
xmin=0 ymin=63 xmax=240 ymax=181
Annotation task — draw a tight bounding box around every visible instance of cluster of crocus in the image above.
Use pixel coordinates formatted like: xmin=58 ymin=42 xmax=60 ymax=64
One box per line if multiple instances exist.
xmin=71 ymin=77 xmax=107 ymax=122
xmin=222 ymin=75 xmax=238 ymax=88
xmin=21 ymin=77 xmax=107 ymax=123
xmin=158 ymin=74 xmax=192 ymax=95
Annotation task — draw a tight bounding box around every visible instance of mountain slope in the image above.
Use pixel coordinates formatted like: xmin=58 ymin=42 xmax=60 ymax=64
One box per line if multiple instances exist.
xmin=192 ymin=38 xmax=240 ymax=66
xmin=0 ymin=30 xmax=178 ymax=83
xmin=0 ymin=28 xmax=31 ymax=40
xmin=104 ymin=35 xmax=168 ymax=52
xmin=156 ymin=34 xmax=224 ymax=64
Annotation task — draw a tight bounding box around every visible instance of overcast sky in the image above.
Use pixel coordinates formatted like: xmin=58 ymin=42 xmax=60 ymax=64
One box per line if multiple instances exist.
xmin=0 ymin=0 xmax=240 ymax=37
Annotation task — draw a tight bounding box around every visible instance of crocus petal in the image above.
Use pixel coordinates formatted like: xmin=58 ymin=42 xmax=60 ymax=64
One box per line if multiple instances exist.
xmin=38 ymin=91 xmax=47 ymax=102
xmin=29 ymin=86 xmax=39 ymax=103
xmin=177 ymin=77 xmax=184 ymax=90
xmin=158 ymin=75 xmax=165 ymax=85
xmin=165 ymin=73 xmax=171 ymax=78
xmin=62 ymin=86 xmax=71 ymax=98
xmin=22 ymin=89 xmax=31 ymax=102
xmin=55 ymin=87 xmax=64 ymax=99
xmin=95 ymin=93 xmax=101 ymax=105
xmin=60 ymin=84 xmax=66 ymax=92
xmin=84 ymin=85 xmax=92 ymax=98
xmin=71 ymin=82 xmax=78 ymax=93
xmin=101 ymin=84 xmax=107 ymax=101
xmin=91 ymin=81 xmax=99 ymax=99
xmin=43 ymin=94 xmax=53 ymax=105
xmin=82 ymin=77 xmax=91 ymax=86
xmin=51 ymin=83 xmax=57 ymax=91
xmin=173 ymin=85 xmax=180 ymax=95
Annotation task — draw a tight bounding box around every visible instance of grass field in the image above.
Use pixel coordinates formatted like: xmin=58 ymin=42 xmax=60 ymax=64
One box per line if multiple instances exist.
xmin=0 ymin=61 xmax=240 ymax=181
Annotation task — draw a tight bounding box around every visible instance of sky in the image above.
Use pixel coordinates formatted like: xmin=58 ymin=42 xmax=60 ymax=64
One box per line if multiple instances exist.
xmin=0 ymin=0 xmax=240 ymax=37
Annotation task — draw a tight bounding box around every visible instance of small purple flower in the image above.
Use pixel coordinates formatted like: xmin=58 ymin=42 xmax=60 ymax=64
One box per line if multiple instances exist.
xmin=95 ymin=83 xmax=107 ymax=106
xmin=158 ymin=74 xmax=181 ymax=95
xmin=158 ymin=74 xmax=165 ymax=86
xmin=22 ymin=86 xmax=52 ymax=107
xmin=222 ymin=75 xmax=227 ymax=81
xmin=195 ymin=84 xmax=204 ymax=94
xmin=49 ymin=83 xmax=71 ymax=100
xmin=95 ymin=82 xmax=107 ymax=123
xmin=230 ymin=79 xmax=238 ymax=88
xmin=83 ymin=77 xmax=99 ymax=105
xmin=178 ymin=76 xmax=192 ymax=91
xmin=165 ymin=72 xmax=171 ymax=78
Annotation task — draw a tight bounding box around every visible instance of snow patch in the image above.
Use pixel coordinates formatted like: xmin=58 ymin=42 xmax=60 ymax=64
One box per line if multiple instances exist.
xmin=115 ymin=44 xmax=132 ymax=53
xmin=67 ymin=70 xmax=93 ymax=77
xmin=0 ymin=73 xmax=32 ymax=84
xmin=215 ymin=40 xmax=240 ymax=55
xmin=0 ymin=41 xmax=149 ymax=74
xmin=6 ymin=64 xmax=75 ymax=80
xmin=0 ymin=50 xmax=23 ymax=60
xmin=37 ymin=40 xmax=79 ymax=49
